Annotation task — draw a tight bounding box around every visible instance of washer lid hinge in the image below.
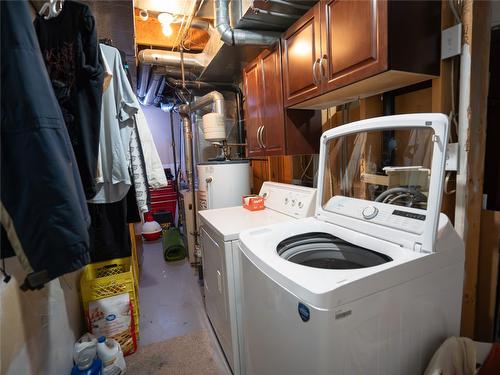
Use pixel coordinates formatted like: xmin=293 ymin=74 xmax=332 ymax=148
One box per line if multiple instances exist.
xmin=413 ymin=242 xmax=423 ymax=252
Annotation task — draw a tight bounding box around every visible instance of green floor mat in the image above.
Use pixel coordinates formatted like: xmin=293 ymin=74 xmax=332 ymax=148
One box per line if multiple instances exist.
xmin=162 ymin=227 xmax=186 ymax=262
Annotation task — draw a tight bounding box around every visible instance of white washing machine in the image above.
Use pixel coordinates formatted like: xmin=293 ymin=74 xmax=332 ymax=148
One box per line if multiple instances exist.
xmin=239 ymin=114 xmax=465 ymax=375
xmin=198 ymin=182 xmax=317 ymax=374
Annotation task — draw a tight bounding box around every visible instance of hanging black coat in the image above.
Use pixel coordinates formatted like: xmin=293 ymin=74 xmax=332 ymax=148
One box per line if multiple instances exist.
xmin=1 ymin=0 xmax=91 ymax=289
xmin=34 ymin=0 xmax=104 ymax=199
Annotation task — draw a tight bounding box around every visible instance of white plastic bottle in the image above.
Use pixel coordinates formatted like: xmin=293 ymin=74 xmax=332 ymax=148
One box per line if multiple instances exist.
xmin=73 ymin=333 xmax=98 ymax=370
xmin=96 ymin=336 xmax=126 ymax=375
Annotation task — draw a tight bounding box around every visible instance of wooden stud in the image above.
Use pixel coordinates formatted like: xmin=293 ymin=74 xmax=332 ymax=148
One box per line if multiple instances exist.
xmin=454 ymin=0 xmax=491 ymax=338
xmin=474 ymin=210 xmax=500 ymax=341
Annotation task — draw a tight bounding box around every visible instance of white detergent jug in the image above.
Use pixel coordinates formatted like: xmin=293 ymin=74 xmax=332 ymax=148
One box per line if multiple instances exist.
xmin=73 ymin=333 xmax=98 ymax=370
xmin=96 ymin=336 xmax=126 ymax=375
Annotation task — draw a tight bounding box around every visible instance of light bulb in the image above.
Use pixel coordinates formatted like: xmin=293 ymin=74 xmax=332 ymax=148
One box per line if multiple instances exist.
xmin=162 ymin=24 xmax=173 ymax=37
xmin=158 ymin=13 xmax=174 ymax=25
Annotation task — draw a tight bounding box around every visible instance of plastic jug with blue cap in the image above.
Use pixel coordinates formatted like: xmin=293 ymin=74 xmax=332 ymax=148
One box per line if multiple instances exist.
xmin=96 ymin=336 xmax=126 ymax=375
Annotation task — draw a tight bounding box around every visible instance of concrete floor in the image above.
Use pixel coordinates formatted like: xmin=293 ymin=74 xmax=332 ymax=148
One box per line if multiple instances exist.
xmin=137 ymin=239 xmax=231 ymax=374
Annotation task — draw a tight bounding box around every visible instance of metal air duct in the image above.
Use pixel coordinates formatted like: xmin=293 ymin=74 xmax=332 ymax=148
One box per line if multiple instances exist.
xmin=138 ymin=49 xmax=207 ymax=69
xmin=214 ymin=0 xmax=281 ymax=46
xmin=141 ymin=73 xmax=162 ymax=106
xmin=137 ymin=63 xmax=151 ymax=99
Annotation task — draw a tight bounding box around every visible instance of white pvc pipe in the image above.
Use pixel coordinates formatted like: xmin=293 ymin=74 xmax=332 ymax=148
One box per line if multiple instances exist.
xmin=454 ymin=42 xmax=472 ymax=239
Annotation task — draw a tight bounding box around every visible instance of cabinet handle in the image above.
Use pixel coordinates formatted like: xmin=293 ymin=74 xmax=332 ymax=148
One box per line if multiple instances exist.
xmin=260 ymin=125 xmax=266 ymax=148
xmin=312 ymin=58 xmax=321 ymax=86
xmin=320 ymin=55 xmax=328 ymax=80
xmin=256 ymin=125 xmax=263 ymax=148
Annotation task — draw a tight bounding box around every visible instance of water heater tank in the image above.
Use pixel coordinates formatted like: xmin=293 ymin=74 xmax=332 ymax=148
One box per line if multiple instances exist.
xmin=197 ymin=161 xmax=251 ymax=210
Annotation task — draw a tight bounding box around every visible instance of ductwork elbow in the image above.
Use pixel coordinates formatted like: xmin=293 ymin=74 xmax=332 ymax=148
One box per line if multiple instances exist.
xmin=214 ymin=0 xmax=280 ymax=46
xmin=178 ymin=90 xmax=225 ymax=116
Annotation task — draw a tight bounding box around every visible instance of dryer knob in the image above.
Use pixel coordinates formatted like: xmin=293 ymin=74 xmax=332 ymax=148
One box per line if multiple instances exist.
xmin=362 ymin=206 xmax=378 ymax=220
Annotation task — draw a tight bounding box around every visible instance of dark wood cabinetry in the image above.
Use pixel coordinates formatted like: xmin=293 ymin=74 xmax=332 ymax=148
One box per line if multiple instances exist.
xmin=260 ymin=47 xmax=286 ymax=154
xmin=283 ymin=0 xmax=441 ymax=109
xmin=321 ymin=0 xmax=387 ymax=91
xmin=243 ymin=60 xmax=264 ymax=157
xmin=243 ymin=42 xmax=321 ymax=156
xmin=282 ymin=5 xmax=322 ymax=106
xmin=244 ymin=44 xmax=285 ymax=156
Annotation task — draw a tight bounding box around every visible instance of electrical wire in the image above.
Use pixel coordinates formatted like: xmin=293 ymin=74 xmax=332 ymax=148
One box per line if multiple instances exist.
xmin=448 ymin=0 xmax=462 ymax=24
xmin=444 ymin=171 xmax=456 ymax=195
xmin=300 ymin=155 xmax=314 ymax=180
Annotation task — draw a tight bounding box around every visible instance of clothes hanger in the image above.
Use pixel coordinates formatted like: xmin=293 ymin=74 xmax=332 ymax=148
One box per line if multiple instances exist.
xmin=39 ymin=0 xmax=64 ymax=20
xmin=99 ymin=38 xmax=114 ymax=47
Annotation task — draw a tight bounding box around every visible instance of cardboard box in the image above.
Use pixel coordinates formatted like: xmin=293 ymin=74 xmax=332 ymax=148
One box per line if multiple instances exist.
xmin=242 ymin=195 xmax=264 ymax=211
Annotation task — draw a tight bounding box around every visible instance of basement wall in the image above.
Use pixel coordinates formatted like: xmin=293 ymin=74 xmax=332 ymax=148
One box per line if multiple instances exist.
xmin=0 ymin=258 xmax=83 ymax=375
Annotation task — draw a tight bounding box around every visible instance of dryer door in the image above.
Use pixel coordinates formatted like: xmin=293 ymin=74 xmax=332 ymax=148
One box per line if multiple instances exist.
xmin=277 ymin=232 xmax=392 ymax=269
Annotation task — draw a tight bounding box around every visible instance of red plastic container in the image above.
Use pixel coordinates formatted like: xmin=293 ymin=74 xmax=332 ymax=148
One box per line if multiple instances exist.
xmin=142 ymin=212 xmax=162 ymax=241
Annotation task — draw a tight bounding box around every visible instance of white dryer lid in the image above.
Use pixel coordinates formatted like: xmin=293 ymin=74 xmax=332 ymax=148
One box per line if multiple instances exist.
xmin=316 ymin=113 xmax=449 ymax=253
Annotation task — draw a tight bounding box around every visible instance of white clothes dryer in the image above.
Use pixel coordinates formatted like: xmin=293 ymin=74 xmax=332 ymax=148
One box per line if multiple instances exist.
xmin=198 ymin=182 xmax=317 ymax=374
xmin=238 ymin=114 xmax=465 ymax=375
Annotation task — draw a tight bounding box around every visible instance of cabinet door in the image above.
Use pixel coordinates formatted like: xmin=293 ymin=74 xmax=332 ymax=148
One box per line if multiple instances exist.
xmin=282 ymin=4 xmax=322 ymax=107
xmin=243 ymin=61 xmax=265 ymax=157
xmin=260 ymin=44 xmax=285 ymax=155
xmin=321 ymin=0 xmax=388 ymax=91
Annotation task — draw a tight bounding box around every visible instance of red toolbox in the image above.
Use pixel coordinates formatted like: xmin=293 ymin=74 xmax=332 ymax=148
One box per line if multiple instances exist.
xmin=150 ymin=183 xmax=177 ymax=221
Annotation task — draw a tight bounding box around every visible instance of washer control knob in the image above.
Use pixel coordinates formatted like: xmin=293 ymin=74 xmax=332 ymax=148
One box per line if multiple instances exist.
xmin=362 ymin=206 xmax=378 ymax=220
xmin=284 ymin=198 xmax=289 ymax=205
xmin=298 ymin=202 xmax=303 ymax=209
xmin=291 ymin=199 xmax=296 ymax=207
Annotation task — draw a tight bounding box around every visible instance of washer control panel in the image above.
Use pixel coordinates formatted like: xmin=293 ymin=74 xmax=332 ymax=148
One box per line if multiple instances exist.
xmin=259 ymin=182 xmax=317 ymax=218
xmin=324 ymin=196 xmax=426 ymax=235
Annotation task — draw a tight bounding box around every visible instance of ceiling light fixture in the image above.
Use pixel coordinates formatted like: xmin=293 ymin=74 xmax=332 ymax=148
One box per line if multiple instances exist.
xmin=158 ymin=12 xmax=174 ymax=25
xmin=162 ymin=24 xmax=173 ymax=37
xmin=158 ymin=12 xmax=174 ymax=37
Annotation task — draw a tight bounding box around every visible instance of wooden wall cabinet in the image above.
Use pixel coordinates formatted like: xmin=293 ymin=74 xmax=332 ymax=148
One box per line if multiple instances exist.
xmin=281 ymin=5 xmax=323 ymax=106
xmin=243 ymin=42 xmax=322 ymax=156
xmin=282 ymin=0 xmax=441 ymax=109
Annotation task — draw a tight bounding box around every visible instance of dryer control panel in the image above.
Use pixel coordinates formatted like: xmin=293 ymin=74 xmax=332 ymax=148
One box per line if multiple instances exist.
xmin=323 ymin=196 xmax=426 ymax=235
xmin=259 ymin=182 xmax=317 ymax=219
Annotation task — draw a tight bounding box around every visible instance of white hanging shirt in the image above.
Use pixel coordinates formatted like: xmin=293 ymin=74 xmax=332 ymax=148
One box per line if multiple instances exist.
xmin=89 ymin=44 xmax=139 ymax=204
xmin=134 ymin=105 xmax=168 ymax=189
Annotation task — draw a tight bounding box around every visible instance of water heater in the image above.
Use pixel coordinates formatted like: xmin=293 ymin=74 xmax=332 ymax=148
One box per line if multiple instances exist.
xmin=197 ymin=161 xmax=251 ymax=211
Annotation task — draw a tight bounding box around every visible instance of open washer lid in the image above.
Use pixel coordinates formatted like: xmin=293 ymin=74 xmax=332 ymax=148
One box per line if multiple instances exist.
xmin=315 ymin=113 xmax=449 ymax=253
